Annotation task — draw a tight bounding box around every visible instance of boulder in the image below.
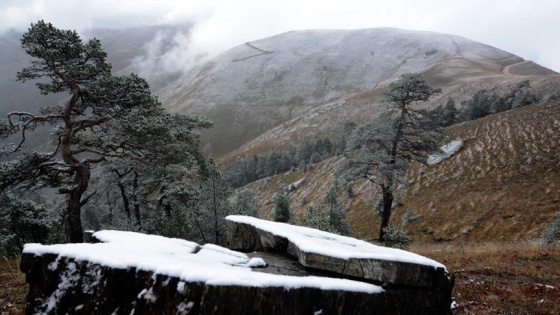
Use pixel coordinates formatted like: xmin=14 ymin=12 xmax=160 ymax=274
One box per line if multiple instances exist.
xmin=226 ymin=215 xmax=454 ymax=311
xmin=227 ymin=216 xmax=446 ymax=287
xmin=20 ymin=218 xmax=453 ymax=314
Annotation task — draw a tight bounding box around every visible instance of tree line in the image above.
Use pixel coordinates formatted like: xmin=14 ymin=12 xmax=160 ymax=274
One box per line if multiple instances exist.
xmin=429 ymin=80 xmax=547 ymax=128
xmin=222 ymin=124 xmax=357 ymax=188
xmin=224 ymin=79 xmax=551 ymax=189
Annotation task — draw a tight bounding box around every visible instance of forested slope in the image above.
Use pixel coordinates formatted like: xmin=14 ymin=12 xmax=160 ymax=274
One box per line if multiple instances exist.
xmin=240 ymin=101 xmax=560 ymax=243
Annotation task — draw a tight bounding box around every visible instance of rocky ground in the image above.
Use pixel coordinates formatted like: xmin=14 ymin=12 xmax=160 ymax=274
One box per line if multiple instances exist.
xmin=2 ymin=242 xmax=559 ymax=314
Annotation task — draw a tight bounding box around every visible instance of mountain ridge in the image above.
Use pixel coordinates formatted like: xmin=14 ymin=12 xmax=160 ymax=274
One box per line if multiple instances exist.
xmin=158 ymin=27 xmax=559 ymax=157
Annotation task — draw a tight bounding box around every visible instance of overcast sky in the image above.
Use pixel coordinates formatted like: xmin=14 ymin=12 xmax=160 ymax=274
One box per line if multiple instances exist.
xmin=1 ymin=0 xmax=559 ymax=72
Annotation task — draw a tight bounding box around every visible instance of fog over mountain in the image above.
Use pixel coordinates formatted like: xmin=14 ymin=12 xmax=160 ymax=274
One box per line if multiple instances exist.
xmin=157 ymin=28 xmax=558 ymax=157
xmin=0 ymin=24 xmax=191 ymax=117
xmin=1 ymin=26 xmax=558 ymax=157
xmin=162 ymin=28 xmax=520 ymax=109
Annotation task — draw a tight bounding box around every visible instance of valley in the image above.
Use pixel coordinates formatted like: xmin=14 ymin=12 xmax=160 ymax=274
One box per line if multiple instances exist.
xmin=2 ymin=26 xmax=558 ymax=245
xmin=1 ymin=24 xmax=560 ymax=314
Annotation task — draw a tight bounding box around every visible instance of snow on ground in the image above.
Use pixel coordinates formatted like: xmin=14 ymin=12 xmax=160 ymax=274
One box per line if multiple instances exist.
xmin=23 ymin=230 xmax=382 ymax=294
xmin=226 ymin=215 xmax=446 ymax=270
xmin=428 ymin=140 xmax=464 ymax=165
xmin=164 ymin=28 xmax=520 ymax=110
xmin=287 ymin=178 xmax=305 ymax=191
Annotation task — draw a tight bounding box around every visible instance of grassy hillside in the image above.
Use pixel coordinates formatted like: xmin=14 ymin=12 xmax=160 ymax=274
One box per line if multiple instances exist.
xmin=413 ymin=243 xmax=560 ymax=314
xmin=219 ymin=74 xmax=560 ymax=163
xmin=402 ymin=101 xmax=559 ymax=243
xmin=242 ymin=101 xmax=560 ymax=244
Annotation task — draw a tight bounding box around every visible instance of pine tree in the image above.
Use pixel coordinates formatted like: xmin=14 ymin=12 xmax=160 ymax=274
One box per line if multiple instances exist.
xmin=442 ymin=99 xmax=459 ymax=126
xmin=300 ymin=205 xmax=333 ymax=232
xmin=0 ymin=191 xmax=51 ymax=256
xmin=231 ymin=190 xmax=259 ymax=218
xmin=325 ymin=188 xmax=349 ymax=235
xmin=340 ymin=73 xmax=442 ymax=242
xmin=272 ymin=189 xmax=292 ymax=223
xmin=0 ymin=21 xmax=210 ymax=243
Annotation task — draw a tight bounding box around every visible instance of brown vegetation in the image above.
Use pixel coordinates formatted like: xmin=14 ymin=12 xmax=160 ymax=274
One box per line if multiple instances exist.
xmin=412 ymin=242 xmax=560 ymax=314
xmin=0 ymin=257 xmax=25 ymax=315
xmin=244 ymin=101 xmax=560 ymax=244
xmin=402 ymin=101 xmax=560 ymax=243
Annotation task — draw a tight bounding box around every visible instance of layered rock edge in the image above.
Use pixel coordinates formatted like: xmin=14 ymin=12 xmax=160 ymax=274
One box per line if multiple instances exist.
xmin=20 ymin=217 xmax=453 ymax=314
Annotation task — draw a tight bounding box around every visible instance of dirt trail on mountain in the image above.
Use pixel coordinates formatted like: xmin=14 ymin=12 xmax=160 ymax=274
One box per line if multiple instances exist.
xmin=502 ymin=60 xmax=530 ymax=74
xmin=233 ymin=42 xmax=274 ymax=62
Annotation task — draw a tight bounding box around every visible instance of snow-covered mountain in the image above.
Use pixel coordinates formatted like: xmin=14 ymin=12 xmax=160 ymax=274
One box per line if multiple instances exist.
xmin=161 ymin=28 xmax=520 ymax=108
xmin=159 ymin=28 xmax=558 ymax=157
xmin=2 ymin=26 xmax=558 ymax=158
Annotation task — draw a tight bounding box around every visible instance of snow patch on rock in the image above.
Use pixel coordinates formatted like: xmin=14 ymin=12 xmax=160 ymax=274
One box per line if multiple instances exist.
xmin=428 ymin=140 xmax=464 ymax=165
xmin=23 ymin=230 xmax=382 ymax=294
xmin=226 ymin=215 xmax=445 ymax=270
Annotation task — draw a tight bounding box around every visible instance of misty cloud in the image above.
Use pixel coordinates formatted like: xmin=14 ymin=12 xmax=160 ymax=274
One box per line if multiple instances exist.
xmin=0 ymin=0 xmax=559 ymax=72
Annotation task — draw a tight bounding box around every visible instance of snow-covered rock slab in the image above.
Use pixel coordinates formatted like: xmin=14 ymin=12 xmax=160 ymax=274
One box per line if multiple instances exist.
xmin=226 ymin=215 xmax=450 ymax=288
xmin=20 ymin=230 xmax=384 ymax=314
xmin=20 ymin=223 xmax=453 ymax=314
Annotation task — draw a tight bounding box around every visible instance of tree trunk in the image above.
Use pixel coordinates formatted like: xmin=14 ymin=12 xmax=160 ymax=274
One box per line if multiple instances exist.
xmin=132 ymin=172 xmax=141 ymax=227
xmin=66 ymin=164 xmax=89 ymax=243
xmin=117 ymin=181 xmax=131 ymax=219
xmin=61 ymin=90 xmax=86 ymax=243
xmin=211 ymin=177 xmax=220 ymax=244
xmin=379 ymin=101 xmax=406 ymax=243
xmin=193 ymin=213 xmax=208 ymax=244
xmin=378 ymin=185 xmax=394 ymax=243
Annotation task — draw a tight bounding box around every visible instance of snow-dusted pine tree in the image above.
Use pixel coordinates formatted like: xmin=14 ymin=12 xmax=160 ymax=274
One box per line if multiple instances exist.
xmin=272 ymin=189 xmax=292 ymax=223
xmin=340 ymin=73 xmax=443 ymax=242
xmin=0 ymin=21 xmax=210 ymax=243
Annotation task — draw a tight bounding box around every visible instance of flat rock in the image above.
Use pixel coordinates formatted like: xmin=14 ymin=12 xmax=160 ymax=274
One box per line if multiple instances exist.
xmin=20 ymin=218 xmax=453 ymax=314
xmin=226 ymin=215 xmax=449 ymax=288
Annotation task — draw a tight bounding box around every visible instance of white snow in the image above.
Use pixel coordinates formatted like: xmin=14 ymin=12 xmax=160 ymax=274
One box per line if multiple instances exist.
xmin=177 ymin=301 xmax=194 ymax=315
xmin=428 ymin=140 xmax=464 ymax=165
xmin=226 ymin=215 xmax=446 ymax=270
xmin=40 ymin=261 xmax=81 ymax=314
xmin=162 ymin=28 xmax=519 ymax=111
xmin=450 ymin=300 xmax=459 ymax=310
xmin=23 ymin=230 xmax=382 ymax=294
xmin=138 ymin=288 xmax=157 ymax=303
xmin=245 ymin=257 xmax=267 ymax=268
xmin=287 ymin=178 xmax=305 ymax=191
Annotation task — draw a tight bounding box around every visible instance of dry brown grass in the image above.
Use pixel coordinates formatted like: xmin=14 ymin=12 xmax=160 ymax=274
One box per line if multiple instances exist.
xmin=0 ymin=256 xmax=26 ymax=315
xmin=242 ymin=102 xmax=560 ymax=244
xmin=400 ymin=101 xmax=560 ymax=243
xmin=412 ymin=242 xmax=560 ymax=314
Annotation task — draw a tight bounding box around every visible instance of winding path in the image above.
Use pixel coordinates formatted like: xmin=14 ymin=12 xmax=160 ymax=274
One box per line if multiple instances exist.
xmin=502 ymin=60 xmax=530 ymax=75
xmin=233 ymin=42 xmax=274 ymax=62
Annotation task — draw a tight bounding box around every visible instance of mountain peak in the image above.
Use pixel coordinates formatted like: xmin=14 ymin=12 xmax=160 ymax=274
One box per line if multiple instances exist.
xmin=159 ymin=28 xmax=557 ymax=157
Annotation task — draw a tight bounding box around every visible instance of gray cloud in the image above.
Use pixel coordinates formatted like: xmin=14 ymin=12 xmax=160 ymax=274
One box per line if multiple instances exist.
xmin=1 ymin=0 xmax=559 ymax=72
